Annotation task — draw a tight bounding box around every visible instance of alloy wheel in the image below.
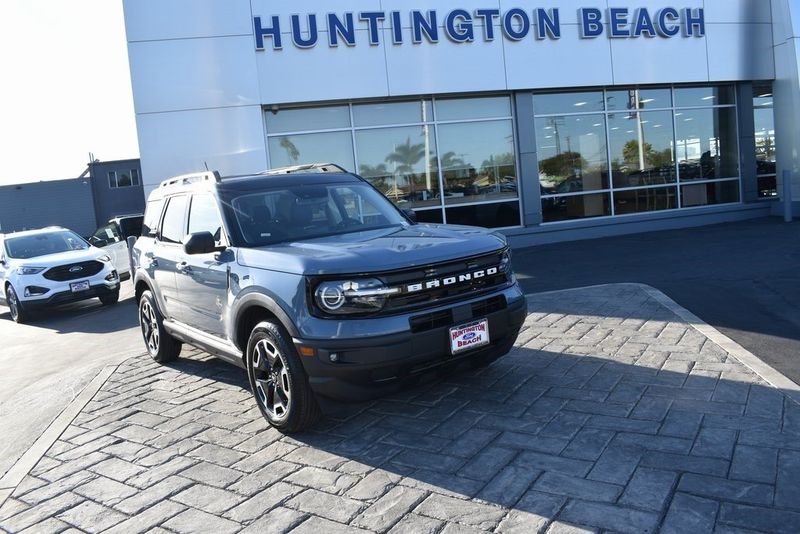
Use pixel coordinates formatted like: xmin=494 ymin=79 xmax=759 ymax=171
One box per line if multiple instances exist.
xmin=140 ymin=300 xmax=160 ymax=354
xmin=252 ymin=339 xmax=291 ymax=420
xmin=7 ymin=287 xmax=19 ymax=321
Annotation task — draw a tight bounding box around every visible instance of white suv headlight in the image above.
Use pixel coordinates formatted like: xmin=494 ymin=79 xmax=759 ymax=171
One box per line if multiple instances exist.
xmin=17 ymin=266 xmax=45 ymax=275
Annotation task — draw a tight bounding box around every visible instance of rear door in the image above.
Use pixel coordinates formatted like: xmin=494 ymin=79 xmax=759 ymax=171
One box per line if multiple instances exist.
xmin=153 ymin=195 xmax=188 ymax=320
xmin=176 ymin=194 xmax=230 ymax=337
xmin=90 ymin=223 xmax=127 ymax=272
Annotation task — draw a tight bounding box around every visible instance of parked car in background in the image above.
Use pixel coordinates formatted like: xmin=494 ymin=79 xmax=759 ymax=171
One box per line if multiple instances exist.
xmin=0 ymin=227 xmax=120 ymax=323
xmin=89 ymin=214 xmax=143 ymax=279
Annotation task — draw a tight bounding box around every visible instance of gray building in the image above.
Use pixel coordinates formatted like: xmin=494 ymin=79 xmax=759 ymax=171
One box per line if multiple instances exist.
xmin=0 ymin=159 xmax=145 ymax=236
xmin=87 ymin=158 xmax=146 ymax=227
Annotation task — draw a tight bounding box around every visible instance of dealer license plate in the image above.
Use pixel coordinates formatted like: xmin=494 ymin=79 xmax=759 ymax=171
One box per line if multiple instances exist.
xmin=70 ymin=281 xmax=90 ymax=293
xmin=449 ymin=319 xmax=490 ymax=355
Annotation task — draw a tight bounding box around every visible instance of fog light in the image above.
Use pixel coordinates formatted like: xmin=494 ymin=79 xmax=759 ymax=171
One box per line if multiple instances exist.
xmin=105 ymin=270 xmax=118 ymax=281
xmin=329 ymin=353 xmax=339 ymax=362
xmin=24 ymin=286 xmax=49 ymax=297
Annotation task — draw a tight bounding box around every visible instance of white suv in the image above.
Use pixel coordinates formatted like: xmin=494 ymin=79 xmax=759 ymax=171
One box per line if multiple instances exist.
xmin=0 ymin=227 xmax=121 ymax=323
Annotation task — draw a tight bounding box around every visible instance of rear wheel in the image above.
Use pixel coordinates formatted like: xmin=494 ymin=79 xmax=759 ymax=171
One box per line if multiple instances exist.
xmin=138 ymin=290 xmax=181 ymax=363
xmin=246 ymin=321 xmax=320 ymax=433
xmin=6 ymin=285 xmax=29 ymax=324
xmin=99 ymin=290 xmax=120 ymax=306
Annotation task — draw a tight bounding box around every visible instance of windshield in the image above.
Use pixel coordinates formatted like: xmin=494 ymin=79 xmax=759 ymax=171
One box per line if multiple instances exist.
xmin=228 ymin=182 xmax=409 ymax=246
xmin=4 ymin=230 xmax=90 ymax=259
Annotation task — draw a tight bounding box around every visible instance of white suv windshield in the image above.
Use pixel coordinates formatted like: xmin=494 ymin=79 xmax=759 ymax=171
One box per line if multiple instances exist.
xmin=230 ymin=183 xmax=408 ymax=246
xmin=5 ymin=230 xmax=89 ymax=259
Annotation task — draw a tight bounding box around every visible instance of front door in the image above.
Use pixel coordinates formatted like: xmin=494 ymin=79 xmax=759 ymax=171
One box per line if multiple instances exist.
xmin=153 ymin=195 xmax=188 ymax=320
xmin=176 ymin=194 xmax=230 ymax=337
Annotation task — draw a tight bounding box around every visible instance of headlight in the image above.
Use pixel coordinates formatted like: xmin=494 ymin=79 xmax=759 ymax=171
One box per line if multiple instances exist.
xmin=17 ymin=267 xmax=45 ymax=275
xmin=98 ymin=255 xmax=112 ymax=263
xmin=500 ymin=249 xmax=512 ymax=272
xmin=314 ymin=278 xmax=399 ymax=315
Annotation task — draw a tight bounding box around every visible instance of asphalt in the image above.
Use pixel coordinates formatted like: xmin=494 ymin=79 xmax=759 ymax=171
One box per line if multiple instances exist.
xmin=513 ymin=216 xmax=800 ymax=385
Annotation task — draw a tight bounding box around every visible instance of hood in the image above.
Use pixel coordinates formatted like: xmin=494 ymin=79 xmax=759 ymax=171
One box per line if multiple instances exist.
xmin=237 ymin=224 xmax=507 ymax=275
xmin=11 ymin=247 xmax=106 ymax=268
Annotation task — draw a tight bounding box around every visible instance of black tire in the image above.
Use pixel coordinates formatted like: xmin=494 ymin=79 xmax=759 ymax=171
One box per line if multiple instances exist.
xmin=5 ymin=285 xmax=29 ymax=324
xmin=246 ymin=320 xmax=320 ymax=433
xmin=138 ymin=290 xmax=181 ymax=363
xmin=99 ymin=290 xmax=120 ymax=306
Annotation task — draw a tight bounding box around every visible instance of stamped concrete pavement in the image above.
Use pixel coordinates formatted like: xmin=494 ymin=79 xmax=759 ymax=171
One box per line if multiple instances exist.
xmin=1 ymin=284 xmax=799 ymax=533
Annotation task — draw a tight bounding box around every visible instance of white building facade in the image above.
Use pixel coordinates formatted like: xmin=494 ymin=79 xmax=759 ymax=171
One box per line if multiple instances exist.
xmin=123 ymin=1 xmax=797 ymax=245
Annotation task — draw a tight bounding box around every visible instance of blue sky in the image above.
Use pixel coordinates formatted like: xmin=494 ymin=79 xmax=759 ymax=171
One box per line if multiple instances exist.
xmin=0 ymin=1 xmax=139 ymax=185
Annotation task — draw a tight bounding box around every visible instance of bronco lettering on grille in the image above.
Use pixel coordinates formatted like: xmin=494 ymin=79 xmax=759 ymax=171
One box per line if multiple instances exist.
xmin=405 ymin=267 xmax=499 ymax=293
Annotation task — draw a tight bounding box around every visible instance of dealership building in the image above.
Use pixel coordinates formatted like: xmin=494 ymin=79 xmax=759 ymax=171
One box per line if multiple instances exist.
xmin=122 ymin=1 xmax=797 ymax=245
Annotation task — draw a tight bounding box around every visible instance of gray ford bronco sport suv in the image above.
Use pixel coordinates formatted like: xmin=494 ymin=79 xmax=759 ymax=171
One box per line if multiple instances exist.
xmin=132 ymin=164 xmax=526 ymax=432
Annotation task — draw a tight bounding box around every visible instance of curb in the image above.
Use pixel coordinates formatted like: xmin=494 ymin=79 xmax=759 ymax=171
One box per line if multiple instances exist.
xmin=527 ymin=283 xmax=800 ymax=406
xmin=0 ymin=365 xmax=118 ymax=509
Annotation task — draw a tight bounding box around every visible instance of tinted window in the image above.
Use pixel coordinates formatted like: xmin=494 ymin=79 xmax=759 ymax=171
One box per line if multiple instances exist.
xmin=159 ymin=196 xmax=188 ymax=244
xmin=229 ymin=183 xmax=407 ymax=246
xmin=142 ymin=199 xmax=165 ymax=236
xmin=188 ymin=195 xmax=224 ymax=245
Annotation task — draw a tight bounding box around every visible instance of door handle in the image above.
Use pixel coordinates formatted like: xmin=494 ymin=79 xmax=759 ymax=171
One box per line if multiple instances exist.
xmin=176 ymin=261 xmax=192 ymax=274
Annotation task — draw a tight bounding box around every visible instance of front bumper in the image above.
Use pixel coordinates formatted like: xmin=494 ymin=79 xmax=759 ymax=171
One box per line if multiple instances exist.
xmin=19 ymin=278 xmax=119 ymax=310
xmin=295 ymin=285 xmax=527 ymax=401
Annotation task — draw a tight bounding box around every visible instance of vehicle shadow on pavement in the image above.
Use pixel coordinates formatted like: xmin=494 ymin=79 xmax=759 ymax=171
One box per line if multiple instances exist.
xmin=0 ymin=299 xmax=138 ymax=335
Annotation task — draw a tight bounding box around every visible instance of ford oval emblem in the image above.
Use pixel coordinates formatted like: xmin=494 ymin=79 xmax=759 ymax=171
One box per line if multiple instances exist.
xmin=463 ymin=332 xmax=477 ymax=341
xmin=69 ymin=266 xmax=83 ymax=273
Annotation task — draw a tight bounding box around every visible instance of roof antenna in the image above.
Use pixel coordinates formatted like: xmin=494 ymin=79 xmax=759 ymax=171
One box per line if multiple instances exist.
xmin=204 ymin=161 xmax=210 ymax=171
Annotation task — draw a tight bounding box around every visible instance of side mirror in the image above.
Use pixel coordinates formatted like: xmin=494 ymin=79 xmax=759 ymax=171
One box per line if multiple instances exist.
xmin=183 ymin=232 xmax=224 ymax=255
xmin=402 ymin=208 xmax=418 ymax=223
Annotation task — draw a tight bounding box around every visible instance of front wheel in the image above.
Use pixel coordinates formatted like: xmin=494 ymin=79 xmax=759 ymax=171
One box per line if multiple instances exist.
xmin=246 ymin=321 xmax=320 ymax=433
xmin=138 ymin=290 xmax=181 ymax=363
xmin=5 ymin=285 xmax=29 ymax=324
xmin=99 ymin=290 xmax=120 ymax=306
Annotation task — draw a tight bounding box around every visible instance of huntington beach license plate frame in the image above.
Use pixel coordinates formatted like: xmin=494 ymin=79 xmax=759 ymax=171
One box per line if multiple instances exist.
xmin=449 ymin=319 xmax=490 ymax=355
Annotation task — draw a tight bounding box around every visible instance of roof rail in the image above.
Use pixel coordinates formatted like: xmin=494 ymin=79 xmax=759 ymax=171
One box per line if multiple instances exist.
xmin=258 ymin=163 xmax=347 ymax=176
xmin=158 ymin=170 xmax=221 ymax=189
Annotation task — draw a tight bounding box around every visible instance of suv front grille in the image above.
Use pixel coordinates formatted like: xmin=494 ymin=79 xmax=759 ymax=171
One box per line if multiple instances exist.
xmin=381 ymin=250 xmax=510 ymax=313
xmin=44 ymin=261 xmax=104 ymax=282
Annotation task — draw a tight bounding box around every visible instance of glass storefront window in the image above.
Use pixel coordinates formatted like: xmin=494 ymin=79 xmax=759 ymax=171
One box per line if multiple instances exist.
xmin=674 ymin=85 xmax=735 ymax=107
xmin=542 ymin=193 xmax=611 ymax=223
xmin=354 ymin=125 xmax=439 ymax=209
xmin=606 ymin=88 xmax=672 ymax=111
xmin=353 ymin=101 xmax=432 ymax=127
xmin=268 ymin=132 xmax=355 ymax=171
xmin=608 ymin=110 xmax=676 ymax=189
xmin=614 ymin=187 xmax=678 ymax=215
xmin=265 ymin=105 xmax=350 ymax=133
xmin=265 ymin=96 xmax=522 ymax=228
xmin=754 ymin=82 xmax=777 ymax=198
xmin=446 ymin=201 xmax=520 ymax=228
xmin=534 ymin=91 xmax=605 ymax=115
xmin=437 ymin=120 xmax=517 ymax=205
xmin=681 ymin=180 xmax=740 ymax=207
xmin=435 ymin=96 xmax=511 ymax=121
xmin=536 ymin=114 xmax=608 ymax=195
xmin=675 ymin=107 xmax=739 ymax=180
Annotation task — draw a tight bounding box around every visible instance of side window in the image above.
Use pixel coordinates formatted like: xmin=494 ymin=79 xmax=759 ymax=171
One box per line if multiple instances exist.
xmin=188 ymin=195 xmax=224 ymax=245
xmin=159 ymin=196 xmax=188 ymax=244
xmin=91 ymin=224 xmax=120 ymax=246
xmin=142 ymin=199 xmax=166 ymax=236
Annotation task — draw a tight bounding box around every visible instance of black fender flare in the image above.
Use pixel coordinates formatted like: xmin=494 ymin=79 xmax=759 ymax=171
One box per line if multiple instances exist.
xmin=231 ymin=290 xmax=300 ymax=348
